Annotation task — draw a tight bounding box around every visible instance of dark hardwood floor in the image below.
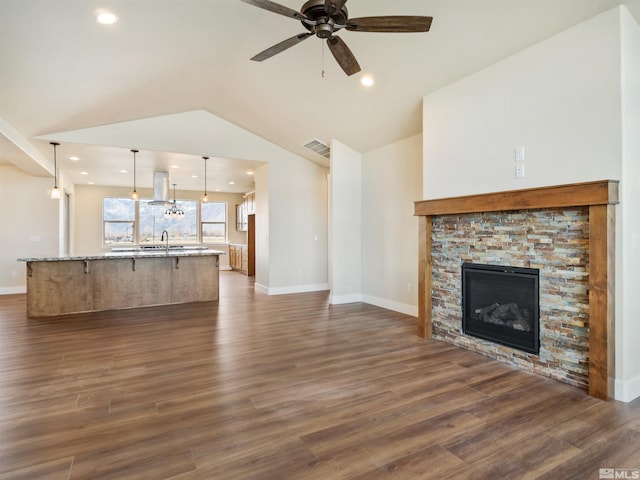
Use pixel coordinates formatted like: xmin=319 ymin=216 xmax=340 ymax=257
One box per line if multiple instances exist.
xmin=0 ymin=271 xmax=639 ymax=479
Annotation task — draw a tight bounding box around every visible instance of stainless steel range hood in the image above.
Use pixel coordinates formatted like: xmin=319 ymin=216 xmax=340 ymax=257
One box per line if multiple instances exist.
xmin=147 ymin=171 xmax=173 ymax=206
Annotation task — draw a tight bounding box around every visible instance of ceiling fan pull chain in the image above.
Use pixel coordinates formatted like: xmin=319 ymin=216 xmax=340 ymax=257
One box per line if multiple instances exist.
xmin=321 ymin=41 xmax=326 ymax=78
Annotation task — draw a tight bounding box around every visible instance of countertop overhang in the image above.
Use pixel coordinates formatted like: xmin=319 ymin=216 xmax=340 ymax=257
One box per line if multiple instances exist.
xmin=18 ymin=250 xmax=225 ymax=262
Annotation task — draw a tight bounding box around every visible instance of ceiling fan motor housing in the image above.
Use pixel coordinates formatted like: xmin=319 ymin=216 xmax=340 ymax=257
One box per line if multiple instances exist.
xmin=301 ymin=0 xmax=348 ymax=38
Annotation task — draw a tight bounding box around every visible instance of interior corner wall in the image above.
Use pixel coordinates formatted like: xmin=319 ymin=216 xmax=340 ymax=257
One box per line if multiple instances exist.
xmin=0 ymin=165 xmax=59 ymax=293
xmin=329 ymin=139 xmax=362 ymax=304
xmin=617 ymin=7 xmax=640 ymax=402
xmin=422 ymin=7 xmax=623 ymax=200
xmin=261 ymin=155 xmax=329 ymax=295
xmin=361 ymin=134 xmax=422 ymax=316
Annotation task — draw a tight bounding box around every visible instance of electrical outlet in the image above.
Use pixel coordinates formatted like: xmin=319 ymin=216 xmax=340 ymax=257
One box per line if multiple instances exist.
xmin=515 ymin=164 xmax=525 ymax=179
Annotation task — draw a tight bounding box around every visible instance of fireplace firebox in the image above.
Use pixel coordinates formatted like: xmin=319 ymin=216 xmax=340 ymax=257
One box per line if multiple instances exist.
xmin=462 ymin=263 xmax=540 ymax=354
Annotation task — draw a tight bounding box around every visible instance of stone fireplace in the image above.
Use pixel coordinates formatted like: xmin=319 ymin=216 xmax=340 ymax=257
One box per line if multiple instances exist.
xmin=414 ymin=181 xmax=618 ymax=400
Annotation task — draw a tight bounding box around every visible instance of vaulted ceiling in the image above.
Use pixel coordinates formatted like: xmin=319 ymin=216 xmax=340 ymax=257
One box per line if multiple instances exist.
xmin=1 ymin=0 xmax=639 ymax=192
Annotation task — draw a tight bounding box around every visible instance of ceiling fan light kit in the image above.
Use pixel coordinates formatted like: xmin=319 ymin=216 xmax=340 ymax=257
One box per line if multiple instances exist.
xmin=241 ymin=0 xmax=432 ymax=76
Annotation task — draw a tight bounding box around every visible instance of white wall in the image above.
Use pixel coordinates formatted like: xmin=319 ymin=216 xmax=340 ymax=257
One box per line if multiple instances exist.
xmin=361 ymin=134 xmax=422 ymax=316
xmin=256 ymin=157 xmax=329 ymax=295
xmin=422 ymin=6 xmax=640 ymax=401
xmin=329 ymin=140 xmax=362 ymax=303
xmin=618 ymin=7 xmax=640 ymax=402
xmin=0 ymin=165 xmax=59 ymax=293
xmin=423 ymin=8 xmax=622 ymax=199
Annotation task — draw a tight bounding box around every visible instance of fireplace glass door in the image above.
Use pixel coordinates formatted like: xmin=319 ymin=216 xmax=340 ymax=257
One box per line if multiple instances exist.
xmin=462 ymin=263 xmax=540 ymax=354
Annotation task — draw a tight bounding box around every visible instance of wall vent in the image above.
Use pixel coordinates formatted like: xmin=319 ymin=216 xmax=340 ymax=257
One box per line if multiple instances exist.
xmin=303 ymin=139 xmax=330 ymax=159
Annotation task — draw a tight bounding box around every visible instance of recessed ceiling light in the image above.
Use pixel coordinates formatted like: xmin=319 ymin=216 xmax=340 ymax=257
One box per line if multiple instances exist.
xmin=215 ymin=189 xmax=220 ymax=192
xmin=361 ymin=75 xmax=375 ymax=87
xmin=191 ymin=175 xmax=198 ymax=178
xmin=96 ymin=11 xmax=118 ymax=25
xmin=119 ymin=169 xmax=128 ymax=173
xmin=171 ymin=165 xmax=179 ymax=169
xmin=80 ymin=171 xmax=89 ymax=175
xmin=88 ymin=181 xmax=95 ymax=185
xmin=228 ymin=181 xmax=235 ymax=185
xmin=69 ymin=156 xmax=79 ymax=161
xmin=247 ymin=171 xmax=254 ymax=175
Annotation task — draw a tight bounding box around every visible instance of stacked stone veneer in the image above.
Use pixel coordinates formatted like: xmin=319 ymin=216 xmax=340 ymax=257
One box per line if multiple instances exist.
xmin=431 ymin=207 xmax=590 ymax=389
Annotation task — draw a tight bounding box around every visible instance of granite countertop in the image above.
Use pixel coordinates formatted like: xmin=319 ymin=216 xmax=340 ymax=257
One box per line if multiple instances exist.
xmin=18 ymin=250 xmax=225 ymax=262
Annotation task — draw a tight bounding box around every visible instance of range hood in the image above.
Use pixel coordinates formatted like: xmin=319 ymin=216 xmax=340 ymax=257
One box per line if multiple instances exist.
xmin=147 ymin=171 xmax=173 ymax=206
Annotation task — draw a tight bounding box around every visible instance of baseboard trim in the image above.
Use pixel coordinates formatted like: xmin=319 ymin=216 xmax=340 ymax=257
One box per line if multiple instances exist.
xmin=361 ymin=294 xmax=418 ymax=318
xmin=329 ymin=293 xmax=363 ymax=305
xmin=0 ymin=286 xmax=26 ymax=295
xmin=254 ymin=283 xmax=269 ymax=295
xmin=615 ymin=375 xmax=640 ymax=402
xmin=255 ymin=283 xmax=330 ymax=296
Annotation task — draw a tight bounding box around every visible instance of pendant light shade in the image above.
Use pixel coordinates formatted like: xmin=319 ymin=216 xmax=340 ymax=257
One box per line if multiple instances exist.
xmin=130 ymin=149 xmax=139 ymax=200
xmin=202 ymin=156 xmax=209 ymax=203
xmin=164 ymin=183 xmax=185 ymax=218
xmin=50 ymin=142 xmax=60 ymax=199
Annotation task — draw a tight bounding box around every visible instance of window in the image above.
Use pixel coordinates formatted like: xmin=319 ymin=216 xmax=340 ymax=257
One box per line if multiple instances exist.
xmin=201 ymin=201 xmax=227 ymax=243
xmin=102 ymin=197 xmax=227 ymax=245
xmin=103 ymin=197 xmax=135 ymax=244
xmin=139 ymin=200 xmax=198 ymax=245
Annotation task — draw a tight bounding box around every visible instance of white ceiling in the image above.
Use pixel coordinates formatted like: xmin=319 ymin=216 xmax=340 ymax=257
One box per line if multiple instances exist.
xmin=1 ymin=0 xmax=639 ymax=192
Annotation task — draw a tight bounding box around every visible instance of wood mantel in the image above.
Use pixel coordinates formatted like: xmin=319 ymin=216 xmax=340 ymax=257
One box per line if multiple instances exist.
xmin=414 ymin=180 xmax=619 ymax=400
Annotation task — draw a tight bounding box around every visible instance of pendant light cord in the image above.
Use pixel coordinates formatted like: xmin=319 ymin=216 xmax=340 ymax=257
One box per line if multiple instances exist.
xmin=130 ymin=149 xmax=139 ymax=200
xmin=203 ymin=156 xmax=208 ymax=197
xmin=50 ymin=142 xmax=59 ymax=188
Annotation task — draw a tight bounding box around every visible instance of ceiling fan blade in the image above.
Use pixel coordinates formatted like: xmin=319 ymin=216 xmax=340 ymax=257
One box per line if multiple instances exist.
xmin=346 ymin=16 xmax=433 ymax=33
xmin=240 ymin=0 xmax=308 ymax=21
xmin=324 ymin=0 xmax=347 ymax=15
xmin=250 ymin=33 xmax=313 ymax=62
xmin=326 ymin=36 xmax=361 ymax=76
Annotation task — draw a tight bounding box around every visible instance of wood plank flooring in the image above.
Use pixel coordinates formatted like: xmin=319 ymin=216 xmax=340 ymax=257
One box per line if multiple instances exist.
xmin=0 ymin=272 xmax=639 ymax=479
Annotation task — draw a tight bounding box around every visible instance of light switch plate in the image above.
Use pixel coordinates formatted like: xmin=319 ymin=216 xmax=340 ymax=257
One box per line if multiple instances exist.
xmin=515 ymin=146 xmax=525 ymax=162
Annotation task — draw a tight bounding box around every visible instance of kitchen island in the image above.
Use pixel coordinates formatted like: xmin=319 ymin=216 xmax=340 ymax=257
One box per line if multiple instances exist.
xmin=18 ymin=250 xmax=224 ymax=317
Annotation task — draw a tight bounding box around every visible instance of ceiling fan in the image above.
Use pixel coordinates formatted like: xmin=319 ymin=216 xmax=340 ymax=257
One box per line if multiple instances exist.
xmin=241 ymin=0 xmax=433 ymax=76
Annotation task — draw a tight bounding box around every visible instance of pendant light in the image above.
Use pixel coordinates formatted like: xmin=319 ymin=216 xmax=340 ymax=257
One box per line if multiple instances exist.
xmin=50 ymin=142 xmax=61 ymax=199
xmin=164 ymin=183 xmax=185 ymax=218
xmin=130 ymin=149 xmax=139 ymax=200
xmin=202 ymin=156 xmax=209 ymax=203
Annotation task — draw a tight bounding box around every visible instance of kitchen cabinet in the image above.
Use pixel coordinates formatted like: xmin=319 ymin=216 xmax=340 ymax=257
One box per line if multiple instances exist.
xmin=229 ymin=244 xmax=248 ymax=274
xmin=236 ymin=203 xmax=246 ymax=232
xmin=245 ymin=191 xmax=255 ymax=215
xmin=236 ymin=192 xmax=255 ymax=232
xmin=232 ymin=191 xmax=256 ymax=275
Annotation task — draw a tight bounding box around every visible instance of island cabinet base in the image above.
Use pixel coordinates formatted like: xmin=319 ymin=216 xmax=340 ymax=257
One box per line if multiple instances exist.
xmin=26 ymin=256 xmax=219 ymax=317
xmin=26 ymin=260 xmax=94 ymax=317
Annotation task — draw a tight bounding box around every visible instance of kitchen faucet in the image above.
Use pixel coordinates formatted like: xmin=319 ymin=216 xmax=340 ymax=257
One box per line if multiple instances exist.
xmin=161 ymin=230 xmax=169 ymax=253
